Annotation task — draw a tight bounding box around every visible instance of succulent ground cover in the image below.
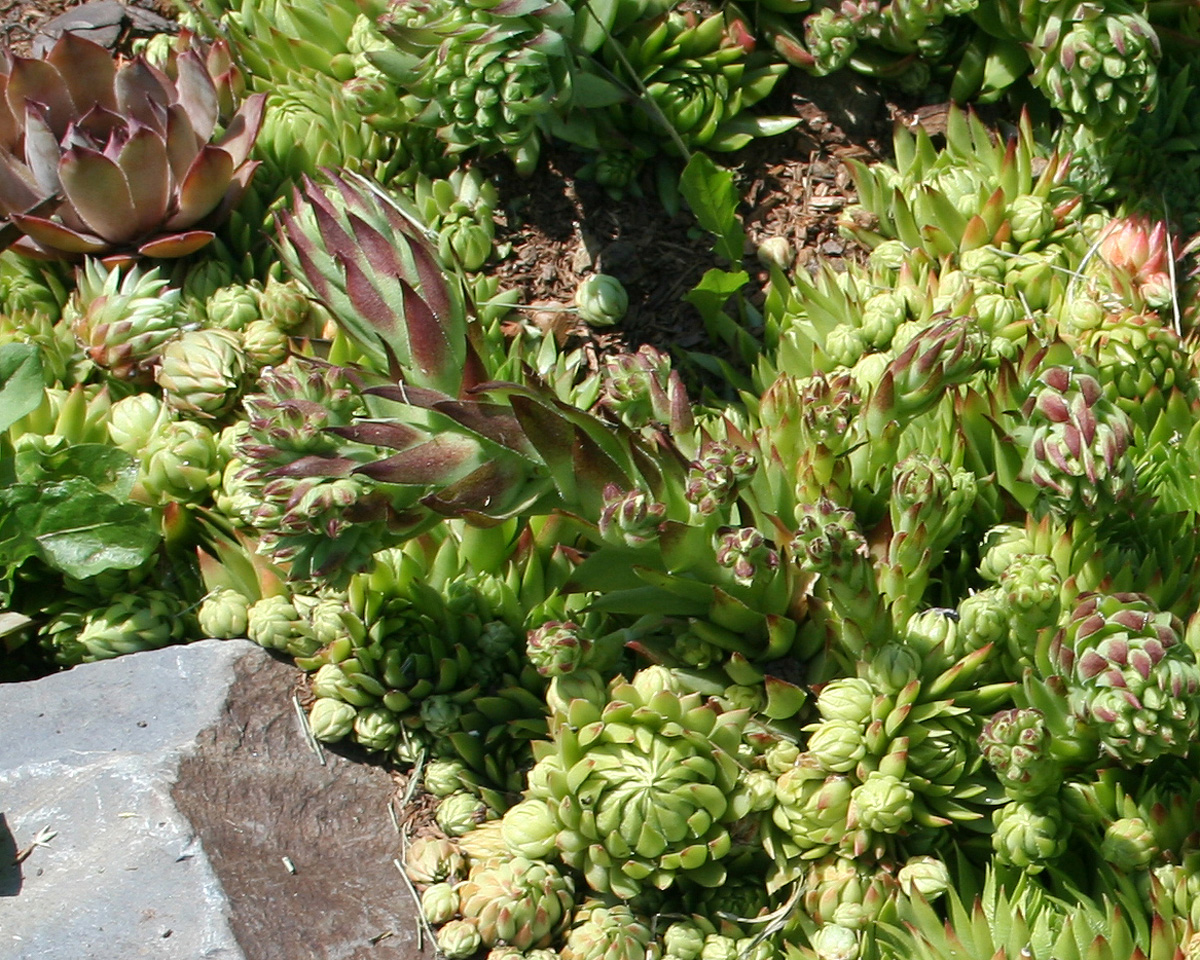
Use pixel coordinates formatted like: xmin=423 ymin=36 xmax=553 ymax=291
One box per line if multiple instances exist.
xmin=9 ymin=1 xmax=1200 ymax=959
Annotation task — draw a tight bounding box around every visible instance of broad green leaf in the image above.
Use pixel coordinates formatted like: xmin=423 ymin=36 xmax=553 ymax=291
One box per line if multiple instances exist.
xmin=0 ymin=343 xmax=43 ymax=433
xmin=14 ymin=443 xmax=138 ymax=497
xmin=0 ymin=478 xmax=160 ymax=579
xmin=679 ymin=153 xmax=743 ymax=263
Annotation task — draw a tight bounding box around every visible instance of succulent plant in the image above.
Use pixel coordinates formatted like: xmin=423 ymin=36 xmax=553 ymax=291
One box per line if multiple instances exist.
xmin=978 ymin=707 xmax=1062 ymax=798
xmin=197 ymin=586 xmax=250 ymax=639
xmin=0 ymin=34 xmax=264 ymax=261
xmin=40 ymin=589 xmax=190 ymax=665
xmin=413 ymin=167 xmax=497 ymax=271
xmin=559 ymin=900 xmax=657 ymax=960
xmin=405 ymin=835 xmax=467 ymax=884
xmin=437 ymin=790 xmax=488 ymax=836
xmin=991 ymin=795 xmax=1070 ymax=872
xmin=276 ymin=171 xmax=466 ymax=387
xmin=457 ymin=856 xmax=575 ymax=950
xmin=596 ymin=8 xmax=797 ymax=160
xmin=526 ymin=670 xmax=747 ymax=899
xmin=205 ymin=283 xmax=260 ymax=331
xmin=66 ymin=259 xmax=182 ymax=384
xmin=1050 ymin=592 xmax=1200 ymax=765
xmin=245 ymin=593 xmax=318 ymax=659
xmin=1032 ymin=0 xmax=1160 ymax=138
xmin=574 ymin=274 xmax=628 ymax=328
xmin=1017 ymin=362 xmax=1135 ymax=512
xmin=155 ymin=327 xmax=247 ymax=420
xmin=374 ymin=0 xmax=575 ymax=176
xmin=437 ymin=918 xmax=483 ymax=960
xmin=138 ymin=418 xmax=222 ymax=505
xmin=420 ymin=881 xmax=460 ymax=925
xmin=306 ymin=696 xmax=358 ymax=742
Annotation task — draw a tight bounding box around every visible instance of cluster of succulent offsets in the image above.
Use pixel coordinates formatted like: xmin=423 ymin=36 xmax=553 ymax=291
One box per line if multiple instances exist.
xmin=9 ymin=0 xmax=1200 ymax=958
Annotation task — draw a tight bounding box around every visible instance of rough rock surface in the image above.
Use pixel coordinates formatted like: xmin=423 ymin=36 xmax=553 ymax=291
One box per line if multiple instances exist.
xmin=0 ymin=640 xmax=424 ymax=960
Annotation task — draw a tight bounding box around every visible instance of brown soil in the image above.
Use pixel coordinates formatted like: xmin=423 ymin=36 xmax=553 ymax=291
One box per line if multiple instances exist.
xmin=479 ymin=68 xmax=914 ymax=364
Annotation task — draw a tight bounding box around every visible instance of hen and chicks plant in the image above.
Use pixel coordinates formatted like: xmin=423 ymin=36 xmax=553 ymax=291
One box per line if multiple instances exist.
xmin=11 ymin=3 xmax=1200 ymax=960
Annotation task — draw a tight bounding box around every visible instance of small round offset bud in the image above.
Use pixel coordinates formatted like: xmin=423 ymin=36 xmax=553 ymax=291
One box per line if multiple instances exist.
xmin=437 ymin=918 xmax=483 ymax=960
xmin=421 ymin=882 xmax=460 ymax=925
xmin=574 ymin=274 xmax=628 ymax=327
xmin=757 ymin=236 xmax=795 ymax=270
xmin=307 ymin=698 xmax=357 ymax=742
xmin=197 ymin=587 xmax=251 ymax=639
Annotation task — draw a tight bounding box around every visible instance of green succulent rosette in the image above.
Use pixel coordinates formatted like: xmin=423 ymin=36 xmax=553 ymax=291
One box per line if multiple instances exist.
xmin=559 ymin=900 xmax=656 ymax=960
xmin=437 ymin=918 xmax=483 ymax=960
xmin=456 ymin=856 xmax=575 ymax=950
xmin=40 ymin=589 xmax=191 ymax=666
xmin=991 ymin=795 xmax=1070 ymax=872
xmin=977 ymin=708 xmax=1061 ymax=799
xmin=1050 ymin=592 xmax=1200 ymax=765
xmin=527 ymin=670 xmax=748 ymax=899
xmin=155 ymin=327 xmax=248 ymax=421
xmin=404 ymin=835 xmax=467 ymax=884
xmin=198 ymin=587 xmax=251 ymax=639
xmin=307 ymin=697 xmax=358 ymax=742
xmin=1017 ymin=364 xmax=1135 ymax=513
xmin=1034 ymin=0 xmax=1160 ymax=137
xmin=596 ymin=8 xmax=795 ymax=161
xmin=575 ymin=274 xmax=628 ymax=328
xmin=801 ymin=853 xmax=899 ymax=931
xmin=67 ymin=260 xmax=183 ymax=385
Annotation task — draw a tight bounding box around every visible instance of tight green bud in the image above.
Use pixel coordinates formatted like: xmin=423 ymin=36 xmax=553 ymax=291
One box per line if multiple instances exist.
xmin=575 ymin=274 xmax=628 ymax=327
xmin=421 ymin=882 xmax=460 ymax=925
xmin=308 ymin=698 xmax=357 ymax=742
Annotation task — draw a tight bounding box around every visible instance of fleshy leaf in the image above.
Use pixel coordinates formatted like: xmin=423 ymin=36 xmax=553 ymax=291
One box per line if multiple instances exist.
xmin=6 ymin=57 xmax=74 ymax=139
xmin=116 ymin=125 xmax=170 ymax=236
xmin=59 ymin=146 xmax=137 ymax=243
xmin=164 ymin=145 xmax=233 ymax=228
xmin=353 ymin=434 xmax=483 ymax=484
xmin=173 ymin=50 xmax=219 ymax=142
xmin=113 ymin=57 xmax=172 ymax=129
xmin=213 ymin=92 xmax=266 ymax=167
xmin=136 ymin=230 xmax=214 ymax=258
xmin=10 ymin=212 xmax=108 ymax=253
xmin=46 ymin=32 xmax=117 ymax=118
xmin=23 ymin=105 xmax=61 ymax=196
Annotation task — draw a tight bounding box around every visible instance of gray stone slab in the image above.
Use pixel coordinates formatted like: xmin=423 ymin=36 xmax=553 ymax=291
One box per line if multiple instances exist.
xmin=0 ymin=640 xmax=426 ymax=960
xmin=0 ymin=640 xmax=250 ymax=960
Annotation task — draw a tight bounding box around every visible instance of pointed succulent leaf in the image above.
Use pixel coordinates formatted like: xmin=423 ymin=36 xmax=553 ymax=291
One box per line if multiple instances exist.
xmin=136 ymin=230 xmax=214 ymax=258
xmin=165 ymin=145 xmax=234 ymax=228
xmin=6 ymin=57 xmax=75 ymax=138
xmin=173 ymin=50 xmax=219 ymax=142
xmin=352 ymin=434 xmax=484 ymax=484
xmin=163 ymin=103 xmax=201 ymax=182
xmin=23 ymin=105 xmax=60 ymax=196
xmin=423 ymin=456 xmax=546 ymax=520
xmin=326 ymin=421 xmax=426 ymax=450
xmin=430 ymin=398 xmax=539 ymax=458
xmin=59 ymin=146 xmax=138 ymax=242
xmin=46 ymin=33 xmax=117 ymax=119
xmin=212 ymin=93 xmax=265 ymax=167
xmin=116 ymin=126 xmax=170 ymax=236
xmin=113 ymin=57 xmax=171 ymax=129
xmin=9 ymin=212 xmax=107 ymax=253
xmin=0 ymin=151 xmax=45 ymax=213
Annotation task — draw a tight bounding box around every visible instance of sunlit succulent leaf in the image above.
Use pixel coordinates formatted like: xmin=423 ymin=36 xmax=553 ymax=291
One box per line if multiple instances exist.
xmin=57 ymin=147 xmax=137 ymax=243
